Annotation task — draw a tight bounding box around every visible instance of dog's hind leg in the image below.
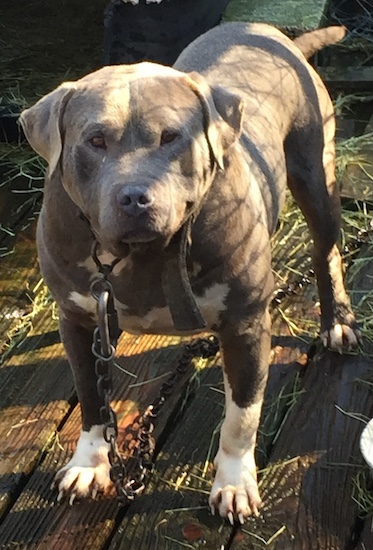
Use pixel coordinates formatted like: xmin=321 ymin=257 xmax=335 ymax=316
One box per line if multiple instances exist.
xmin=285 ymin=99 xmax=360 ymax=351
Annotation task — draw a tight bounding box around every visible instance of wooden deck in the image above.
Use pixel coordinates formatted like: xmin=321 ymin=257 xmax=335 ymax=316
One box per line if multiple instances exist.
xmin=1 ymin=1 xmax=373 ymax=548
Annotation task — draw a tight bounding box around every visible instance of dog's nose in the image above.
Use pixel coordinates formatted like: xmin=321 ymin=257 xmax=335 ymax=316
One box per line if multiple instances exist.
xmin=118 ymin=186 xmax=154 ymax=217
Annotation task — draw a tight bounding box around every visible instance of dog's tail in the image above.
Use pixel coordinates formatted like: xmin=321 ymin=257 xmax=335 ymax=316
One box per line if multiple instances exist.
xmin=293 ymin=26 xmax=347 ymax=58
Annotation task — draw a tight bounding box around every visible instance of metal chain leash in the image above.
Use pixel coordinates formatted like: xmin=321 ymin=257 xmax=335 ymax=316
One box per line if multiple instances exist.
xmin=89 ymin=240 xmax=219 ymax=504
xmin=271 ymin=225 xmax=373 ymax=306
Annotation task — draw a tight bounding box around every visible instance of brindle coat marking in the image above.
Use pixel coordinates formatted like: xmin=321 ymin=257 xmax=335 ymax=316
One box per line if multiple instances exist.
xmin=21 ymin=23 xmax=358 ymax=522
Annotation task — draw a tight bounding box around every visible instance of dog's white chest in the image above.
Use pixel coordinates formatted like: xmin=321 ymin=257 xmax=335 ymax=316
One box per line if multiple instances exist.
xmin=70 ymin=250 xmax=229 ymax=334
xmin=116 ymin=282 xmax=229 ymax=335
xmin=69 ymin=282 xmax=229 ymax=335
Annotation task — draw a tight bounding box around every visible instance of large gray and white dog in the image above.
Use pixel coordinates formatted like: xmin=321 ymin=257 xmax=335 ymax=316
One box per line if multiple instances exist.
xmin=21 ymin=23 xmax=359 ymax=522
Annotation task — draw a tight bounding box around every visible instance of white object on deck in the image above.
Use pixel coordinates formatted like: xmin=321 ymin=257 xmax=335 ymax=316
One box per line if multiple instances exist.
xmin=360 ymin=419 xmax=373 ymax=470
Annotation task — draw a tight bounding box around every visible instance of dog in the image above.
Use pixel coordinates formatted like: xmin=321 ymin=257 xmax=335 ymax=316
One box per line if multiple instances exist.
xmin=20 ymin=22 xmax=359 ymax=523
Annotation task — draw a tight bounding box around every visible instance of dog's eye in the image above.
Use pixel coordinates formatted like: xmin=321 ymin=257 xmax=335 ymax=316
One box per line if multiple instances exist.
xmin=160 ymin=130 xmax=180 ymax=146
xmin=89 ymin=136 xmax=107 ymax=149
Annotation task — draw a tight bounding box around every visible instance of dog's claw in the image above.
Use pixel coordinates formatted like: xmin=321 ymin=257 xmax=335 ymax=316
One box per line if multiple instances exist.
xmin=227 ymin=511 xmax=234 ymax=526
xmin=69 ymin=493 xmax=77 ymax=506
xmin=57 ymin=490 xmax=64 ymax=503
xmin=210 ymin=505 xmax=216 ymax=517
xmin=252 ymin=503 xmax=260 ymax=517
xmin=238 ymin=512 xmax=245 ymax=525
xmin=91 ymin=487 xmax=98 ymax=500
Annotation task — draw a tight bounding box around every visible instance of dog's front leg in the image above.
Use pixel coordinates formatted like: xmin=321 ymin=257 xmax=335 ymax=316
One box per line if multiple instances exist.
xmin=211 ymin=307 xmax=271 ymax=523
xmin=54 ymin=312 xmax=112 ymax=503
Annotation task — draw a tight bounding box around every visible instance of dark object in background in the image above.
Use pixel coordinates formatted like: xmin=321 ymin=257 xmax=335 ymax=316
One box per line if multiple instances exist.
xmin=103 ymin=0 xmax=230 ymax=66
xmin=329 ymin=0 xmax=373 ymax=35
xmin=0 ymin=103 xmax=24 ymax=143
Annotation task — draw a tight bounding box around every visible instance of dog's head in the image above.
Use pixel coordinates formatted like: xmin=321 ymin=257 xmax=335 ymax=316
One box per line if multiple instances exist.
xmin=21 ymin=63 xmax=244 ymax=256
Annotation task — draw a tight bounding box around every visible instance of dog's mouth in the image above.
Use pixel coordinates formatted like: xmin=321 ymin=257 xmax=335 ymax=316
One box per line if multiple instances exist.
xmin=120 ymin=229 xmax=160 ymax=244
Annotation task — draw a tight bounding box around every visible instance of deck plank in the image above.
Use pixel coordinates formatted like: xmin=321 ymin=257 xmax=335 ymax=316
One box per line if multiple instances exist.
xmin=0 ymin=332 xmax=199 ymax=548
xmin=0 ymin=304 xmax=73 ymax=518
xmin=347 ymin=249 xmax=373 ymax=549
xmin=353 ymin=520 xmax=373 ymax=550
xmin=318 ymin=67 xmax=373 ymax=92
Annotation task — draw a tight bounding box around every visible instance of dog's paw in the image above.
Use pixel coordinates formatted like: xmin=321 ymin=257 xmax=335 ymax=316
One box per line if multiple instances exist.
xmin=53 ymin=426 xmax=111 ymax=504
xmin=209 ymin=449 xmax=262 ymax=523
xmin=321 ymin=321 xmax=361 ymax=352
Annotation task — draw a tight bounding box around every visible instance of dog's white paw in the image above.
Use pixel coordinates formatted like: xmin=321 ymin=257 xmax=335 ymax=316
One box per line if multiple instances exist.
xmin=53 ymin=426 xmax=111 ymax=503
xmin=209 ymin=449 xmax=262 ymax=522
xmin=321 ymin=322 xmax=361 ymax=352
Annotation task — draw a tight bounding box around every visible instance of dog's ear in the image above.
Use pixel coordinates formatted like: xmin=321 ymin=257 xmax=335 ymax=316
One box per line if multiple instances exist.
xmin=20 ymin=82 xmax=76 ymax=177
xmin=186 ymin=72 xmax=244 ymax=170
